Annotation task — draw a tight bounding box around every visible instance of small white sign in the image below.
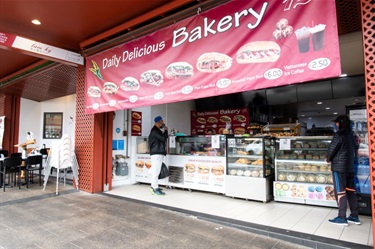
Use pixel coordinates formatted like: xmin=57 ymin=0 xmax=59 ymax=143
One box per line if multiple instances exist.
xmin=279 ymin=138 xmax=291 ymax=150
xmin=169 ymin=136 xmax=176 ymax=148
xmin=211 ymin=135 xmax=220 ymax=149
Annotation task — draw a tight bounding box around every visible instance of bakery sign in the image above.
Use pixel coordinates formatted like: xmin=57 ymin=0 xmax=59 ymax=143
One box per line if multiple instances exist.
xmin=85 ymin=0 xmax=340 ymax=114
xmin=191 ymin=108 xmax=249 ymax=135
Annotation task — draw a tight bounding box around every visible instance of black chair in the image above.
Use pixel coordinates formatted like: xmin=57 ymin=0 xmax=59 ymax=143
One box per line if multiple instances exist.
xmin=1 ymin=157 xmax=22 ymax=191
xmin=25 ymin=155 xmax=43 ymax=188
xmin=11 ymin=153 xmax=22 ymax=158
xmin=0 ymin=150 xmax=9 ymax=157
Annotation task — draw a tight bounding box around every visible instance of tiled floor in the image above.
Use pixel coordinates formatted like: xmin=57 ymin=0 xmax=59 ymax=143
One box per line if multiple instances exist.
xmin=107 ymin=183 xmax=373 ymax=247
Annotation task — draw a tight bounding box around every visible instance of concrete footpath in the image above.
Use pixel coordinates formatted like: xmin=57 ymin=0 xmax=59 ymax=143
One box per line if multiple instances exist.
xmin=0 ymin=181 xmax=369 ymax=249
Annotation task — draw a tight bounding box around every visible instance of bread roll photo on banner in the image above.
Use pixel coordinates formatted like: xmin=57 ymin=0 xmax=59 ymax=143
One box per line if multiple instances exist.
xmin=87 ymin=86 xmax=101 ymax=98
xmin=140 ymin=70 xmax=164 ymax=86
xmin=165 ymin=62 xmax=194 ymax=79
xmin=102 ymin=82 xmax=119 ymax=94
xmin=196 ymin=52 xmax=232 ymax=73
xmin=120 ymin=77 xmax=140 ymax=91
xmin=236 ymin=41 xmax=281 ymax=64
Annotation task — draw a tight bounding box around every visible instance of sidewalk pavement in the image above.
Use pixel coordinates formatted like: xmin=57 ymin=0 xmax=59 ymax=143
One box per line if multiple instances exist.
xmin=0 ymin=180 xmax=369 ymax=249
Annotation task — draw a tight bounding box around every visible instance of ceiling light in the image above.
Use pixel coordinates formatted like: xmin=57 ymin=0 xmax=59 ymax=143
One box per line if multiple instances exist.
xmin=325 ymin=107 xmax=330 ymax=110
xmin=31 ymin=19 xmax=41 ymax=25
xmin=301 ymin=114 xmax=305 ymax=117
xmin=317 ymin=102 xmax=322 ymax=105
xmin=333 ymin=112 xmax=338 ymax=115
xmin=340 ymin=74 xmax=347 ymax=77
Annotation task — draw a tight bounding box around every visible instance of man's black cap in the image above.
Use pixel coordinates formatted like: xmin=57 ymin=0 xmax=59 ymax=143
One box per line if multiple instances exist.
xmin=333 ymin=115 xmax=349 ymax=123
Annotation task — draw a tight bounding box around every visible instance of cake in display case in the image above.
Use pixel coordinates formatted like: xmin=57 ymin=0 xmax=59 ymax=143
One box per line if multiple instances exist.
xmin=225 ymin=136 xmax=275 ymax=202
xmin=274 ymin=136 xmax=337 ymax=207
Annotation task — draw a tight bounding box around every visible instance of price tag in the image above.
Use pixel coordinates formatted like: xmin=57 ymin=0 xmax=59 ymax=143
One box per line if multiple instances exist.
xmin=264 ymin=68 xmax=283 ymax=80
xmin=181 ymin=85 xmax=193 ymax=94
xmin=283 ymin=127 xmax=290 ymax=131
xmin=308 ymin=58 xmax=331 ymax=71
xmin=212 ymin=135 xmax=221 ymax=148
xmin=153 ymin=91 xmax=164 ymax=100
xmin=216 ymin=78 xmax=231 ymax=89
xmin=228 ymin=138 xmax=236 ymax=148
xmin=169 ymin=136 xmax=176 ymax=148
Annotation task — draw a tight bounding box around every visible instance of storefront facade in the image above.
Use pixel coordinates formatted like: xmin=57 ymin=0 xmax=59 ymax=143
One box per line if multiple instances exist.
xmin=0 ymin=0 xmax=374 ymax=244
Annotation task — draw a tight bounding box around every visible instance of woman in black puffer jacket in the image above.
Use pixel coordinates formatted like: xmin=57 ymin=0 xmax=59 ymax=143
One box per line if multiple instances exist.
xmin=326 ymin=115 xmax=360 ymax=226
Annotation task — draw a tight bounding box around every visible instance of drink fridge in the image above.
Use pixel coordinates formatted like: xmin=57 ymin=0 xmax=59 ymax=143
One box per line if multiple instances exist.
xmin=347 ymin=104 xmax=371 ymax=215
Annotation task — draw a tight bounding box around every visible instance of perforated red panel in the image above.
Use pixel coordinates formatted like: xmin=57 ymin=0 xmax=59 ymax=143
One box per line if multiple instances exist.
xmin=336 ymin=0 xmax=362 ymax=35
xmin=360 ymin=0 xmax=375 ymax=238
xmin=75 ymin=66 xmax=95 ymax=192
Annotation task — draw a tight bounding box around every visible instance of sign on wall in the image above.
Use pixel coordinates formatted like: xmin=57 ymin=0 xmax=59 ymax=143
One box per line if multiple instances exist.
xmin=191 ymin=108 xmax=249 ymax=135
xmin=85 ymin=0 xmax=340 ymax=114
xmin=131 ymin=111 xmax=142 ymax=136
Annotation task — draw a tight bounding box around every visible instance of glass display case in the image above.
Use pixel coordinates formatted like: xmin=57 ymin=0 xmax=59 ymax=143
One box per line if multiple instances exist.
xmin=226 ymin=136 xmax=275 ymax=178
xmin=225 ymin=135 xmax=275 ymax=202
xmin=274 ymin=136 xmax=337 ymax=207
xmin=169 ymin=135 xmax=226 ymax=157
xmin=167 ymin=135 xmax=227 ymax=194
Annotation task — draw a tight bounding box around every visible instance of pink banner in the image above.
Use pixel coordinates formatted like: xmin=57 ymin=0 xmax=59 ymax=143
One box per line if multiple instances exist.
xmin=85 ymin=0 xmax=340 ymax=114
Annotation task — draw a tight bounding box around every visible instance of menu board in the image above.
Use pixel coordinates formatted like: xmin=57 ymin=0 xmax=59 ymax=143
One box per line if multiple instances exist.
xmin=131 ymin=111 xmax=142 ymax=136
xmin=191 ymin=108 xmax=249 ymax=135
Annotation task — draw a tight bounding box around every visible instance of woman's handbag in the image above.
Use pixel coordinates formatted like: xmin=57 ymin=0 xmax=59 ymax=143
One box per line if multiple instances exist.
xmin=158 ymin=162 xmax=169 ymax=179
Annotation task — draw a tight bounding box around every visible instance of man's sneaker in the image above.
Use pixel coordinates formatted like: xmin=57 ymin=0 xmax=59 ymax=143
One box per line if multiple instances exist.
xmin=157 ymin=188 xmax=166 ymax=195
xmin=347 ymin=215 xmax=361 ymax=225
xmin=329 ymin=216 xmax=348 ymax=226
xmin=150 ymin=188 xmax=165 ymax=196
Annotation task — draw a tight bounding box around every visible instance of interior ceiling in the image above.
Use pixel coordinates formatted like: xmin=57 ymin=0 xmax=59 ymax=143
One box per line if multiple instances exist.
xmin=0 ymin=0 xmax=363 ymax=103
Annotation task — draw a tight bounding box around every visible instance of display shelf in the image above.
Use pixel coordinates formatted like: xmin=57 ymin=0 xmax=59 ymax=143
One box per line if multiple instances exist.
xmin=225 ymin=135 xmax=275 ymax=202
xmin=227 ymin=136 xmax=275 ymax=178
xmin=274 ymin=136 xmax=336 ymax=207
xmin=261 ymin=123 xmax=306 ymax=137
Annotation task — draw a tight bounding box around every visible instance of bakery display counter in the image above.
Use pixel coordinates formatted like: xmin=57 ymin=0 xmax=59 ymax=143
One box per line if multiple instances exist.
xmin=274 ymin=136 xmax=336 ymax=207
xmin=225 ymin=136 xmax=275 ymax=202
xmin=168 ymin=135 xmax=227 ymax=194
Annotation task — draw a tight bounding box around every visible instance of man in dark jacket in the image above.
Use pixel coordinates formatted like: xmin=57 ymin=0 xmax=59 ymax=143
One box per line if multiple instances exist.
xmin=326 ymin=115 xmax=360 ymax=226
xmin=148 ymin=116 xmax=168 ymax=195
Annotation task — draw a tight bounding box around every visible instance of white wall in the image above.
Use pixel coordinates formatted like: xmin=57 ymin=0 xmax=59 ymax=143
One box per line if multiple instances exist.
xmin=19 ymin=98 xmax=42 ymax=151
xmin=19 ymin=94 xmax=76 ymax=151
